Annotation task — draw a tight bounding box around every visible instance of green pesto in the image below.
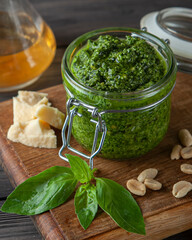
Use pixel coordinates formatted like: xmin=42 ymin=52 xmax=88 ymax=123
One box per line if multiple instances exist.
xmin=71 ymin=35 xmax=166 ymax=93
xmin=71 ymin=98 xmax=171 ymax=159
xmin=62 ymin=33 xmax=176 ymax=159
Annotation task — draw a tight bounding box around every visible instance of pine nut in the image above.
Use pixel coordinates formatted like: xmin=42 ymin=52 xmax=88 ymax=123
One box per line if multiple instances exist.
xmin=126 ymin=179 xmax=146 ymax=196
xmin=181 ymin=146 xmax=192 ymax=159
xmin=180 ymin=164 xmax=192 ymax=174
xmin=172 ymin=181 xmax=192 ymax=198
xmin=137 ymin=168 xmax=158 ymax=183
xmin=178 ymin=129 xmax=192 ymax=147
xmin=144 ymin=179 xmax=162 ymax=190
xmin=170 ymin=144 xmax=182 ymax=160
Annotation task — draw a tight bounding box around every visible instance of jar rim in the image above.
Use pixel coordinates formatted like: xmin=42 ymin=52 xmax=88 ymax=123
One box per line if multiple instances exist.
xmin=61 ymin=27 xmax=176 ymax=100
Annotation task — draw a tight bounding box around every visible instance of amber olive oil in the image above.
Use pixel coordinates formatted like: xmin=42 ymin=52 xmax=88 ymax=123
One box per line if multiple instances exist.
xmin=0 ymin=11 xmax=56 ymax=91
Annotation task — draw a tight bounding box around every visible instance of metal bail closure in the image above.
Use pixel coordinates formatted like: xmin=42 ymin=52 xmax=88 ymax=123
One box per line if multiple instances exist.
xmin=59 ymin=97 xmax=107 ymax=169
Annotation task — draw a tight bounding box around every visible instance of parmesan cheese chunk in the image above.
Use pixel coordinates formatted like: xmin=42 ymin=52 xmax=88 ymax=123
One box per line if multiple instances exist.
xmin=7 ymin=119 xmax=57 ymax=148
xmin=35 ymin=105 xmax=65 ymax=129
xmin=13 ymin=91 xmax=50 ymax=123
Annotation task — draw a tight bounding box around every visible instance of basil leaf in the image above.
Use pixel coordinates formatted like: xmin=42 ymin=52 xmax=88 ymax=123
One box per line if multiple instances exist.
xmin=66 ymin=154 xmax=92 ymax=183
xmin=1 ymin=166 xmax=78 ymax=215
xmin=75 ymin=183 xmax=98 ymax=230
xmin=96 ymin=178 xmax=145 ymax=235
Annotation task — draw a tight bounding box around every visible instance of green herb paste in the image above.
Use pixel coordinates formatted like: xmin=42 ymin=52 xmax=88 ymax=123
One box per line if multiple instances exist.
xmin=71 ymin=35 xmax=166 ymax=92
xmin=63 ymin=34 xmax=176 ymax=159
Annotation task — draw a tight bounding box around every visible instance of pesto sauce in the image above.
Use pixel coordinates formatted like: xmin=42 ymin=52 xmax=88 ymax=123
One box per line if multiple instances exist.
xmin=71 ymin=35 xmax=166 ymax=93
xmin=71 ymin=98 xmax=171 ymax=159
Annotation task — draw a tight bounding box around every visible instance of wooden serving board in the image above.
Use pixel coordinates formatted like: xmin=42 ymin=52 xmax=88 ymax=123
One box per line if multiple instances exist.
xmin=0 ymin=72 xmax=192 ymax=240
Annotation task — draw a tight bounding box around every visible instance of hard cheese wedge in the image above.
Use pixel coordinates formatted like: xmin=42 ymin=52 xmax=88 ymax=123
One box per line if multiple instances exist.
xmin=13 ymin=91 xmax=50 ymax=123
xmin=7 ymin=119 xmax=57 ymax=148
xmin=35 ymin=105 xmax=65 ymax=129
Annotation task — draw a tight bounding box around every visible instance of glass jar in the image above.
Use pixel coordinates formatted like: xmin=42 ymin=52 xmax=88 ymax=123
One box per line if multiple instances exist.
xmin=61 ymin=27 xmax=177 ymax=160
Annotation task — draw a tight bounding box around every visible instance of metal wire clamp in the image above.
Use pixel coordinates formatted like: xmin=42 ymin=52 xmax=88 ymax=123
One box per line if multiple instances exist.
xmin=59 ymin=97 xmax=107 ymax=169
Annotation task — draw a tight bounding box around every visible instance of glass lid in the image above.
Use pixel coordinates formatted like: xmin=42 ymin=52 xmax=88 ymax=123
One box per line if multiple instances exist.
xmin=140 ymin=7 xmax=192 ymax=74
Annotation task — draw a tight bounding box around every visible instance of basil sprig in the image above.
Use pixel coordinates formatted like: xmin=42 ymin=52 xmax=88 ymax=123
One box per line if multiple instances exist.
xmin=1 ymin=154 xmax=145 ymax=235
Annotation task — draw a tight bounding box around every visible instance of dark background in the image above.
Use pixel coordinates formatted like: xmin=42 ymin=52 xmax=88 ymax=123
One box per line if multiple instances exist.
xmin=0 ymin=0 xmax=192 ymax=239
xmin=31 ymin=0 xmax=192 ymax=46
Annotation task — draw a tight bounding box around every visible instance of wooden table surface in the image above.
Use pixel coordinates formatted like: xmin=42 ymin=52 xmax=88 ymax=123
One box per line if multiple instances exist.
xmin=0 ymin=0 xmax=192 ymax=239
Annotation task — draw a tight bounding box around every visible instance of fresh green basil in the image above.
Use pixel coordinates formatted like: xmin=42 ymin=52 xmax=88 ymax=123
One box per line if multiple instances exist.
xmin=96 ymin=178 xmax=145 ymax=235
xmin=1 ymin=166 xmax=78 ymax=215
xmin=1 ymin=154 xmax=146 ymax=235
xmin=66 ymin=154 xmax=92 ymax=183
xmin=75 ymin=183 xmax=98 ymax=229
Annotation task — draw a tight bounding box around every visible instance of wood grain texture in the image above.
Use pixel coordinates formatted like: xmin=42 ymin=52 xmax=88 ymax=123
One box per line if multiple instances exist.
xmin=0 ymin=169 xmax=13 ymax=199
xmin=0 ymin=72 xmax=192 ymax=239
xmin=0 ymin=206 xmax=41 ymax=240
xmin=30 ymin=0 xmax=192 ymax=46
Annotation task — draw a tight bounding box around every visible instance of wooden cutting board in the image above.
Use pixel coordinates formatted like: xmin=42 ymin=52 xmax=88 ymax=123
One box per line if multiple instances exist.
xmin=0 ymin=72 xmax=192 ymax=240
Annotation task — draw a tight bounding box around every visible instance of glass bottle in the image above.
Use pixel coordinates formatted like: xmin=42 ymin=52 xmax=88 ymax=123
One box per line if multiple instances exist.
xmin=0 ymin=0 xmax=56 ymax=92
